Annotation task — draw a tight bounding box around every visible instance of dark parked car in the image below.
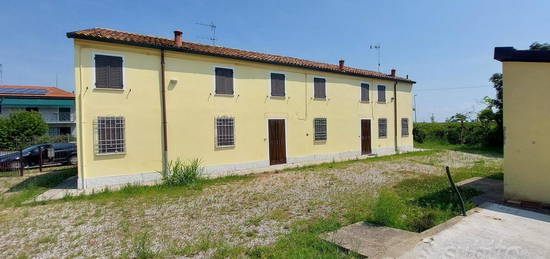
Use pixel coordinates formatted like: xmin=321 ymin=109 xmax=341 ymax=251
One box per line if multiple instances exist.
xmin=0 ymin=143 xmax=77 ymax=170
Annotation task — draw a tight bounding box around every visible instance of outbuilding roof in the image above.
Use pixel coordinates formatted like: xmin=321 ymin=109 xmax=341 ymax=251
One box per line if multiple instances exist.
xmin=0 ymin=85 xmax=74 ymax=99
xmin=494 ymin=47 xmax=550 ymax=62
xmin=67 ymin=28 xmax=415 ymax=84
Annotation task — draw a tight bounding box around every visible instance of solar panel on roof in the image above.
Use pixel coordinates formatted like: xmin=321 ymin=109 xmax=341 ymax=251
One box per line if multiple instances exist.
xmin=0 ymin=88 xmax=49 ymax=95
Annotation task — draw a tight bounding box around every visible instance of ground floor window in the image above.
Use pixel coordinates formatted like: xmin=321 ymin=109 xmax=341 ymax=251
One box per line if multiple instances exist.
xmin=378 ymin=118 xmax=387 ymax=138
xmin=401 ymin=118 xmax=409 ymax=137
xmin=314 ymin=118 xmax=327 ymax=141
xmin=95 ymin=116 xmax=125 ymax=154
xmin=216 ymin=117 xmax=235 ymax=147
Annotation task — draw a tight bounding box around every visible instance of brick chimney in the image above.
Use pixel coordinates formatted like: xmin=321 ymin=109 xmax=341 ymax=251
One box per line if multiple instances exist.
xmin=339 ymin=60 xmax=345 ymax=70
xmin=390 ymin=69 xmax=396 ymax=77
xmin=174 ymin=30 xmax=183 ymax=47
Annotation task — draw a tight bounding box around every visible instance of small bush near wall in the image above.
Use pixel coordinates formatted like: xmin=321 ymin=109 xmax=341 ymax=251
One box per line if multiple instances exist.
xmin=162 ymin=158 xmax=203 ymax=186
xmin=413 ymin=122 xmax=502 ymax=147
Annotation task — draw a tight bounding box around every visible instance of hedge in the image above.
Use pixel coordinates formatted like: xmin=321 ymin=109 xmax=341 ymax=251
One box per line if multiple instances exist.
xmin=413 ymin=122 xmax=502 ymax=147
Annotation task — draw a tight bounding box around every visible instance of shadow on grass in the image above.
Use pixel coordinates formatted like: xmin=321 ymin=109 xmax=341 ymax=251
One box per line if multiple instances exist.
xmin=415 ymin=141 xmax=503 ymax=158
xmin=8 ymin=168 xmax=76 ymax=193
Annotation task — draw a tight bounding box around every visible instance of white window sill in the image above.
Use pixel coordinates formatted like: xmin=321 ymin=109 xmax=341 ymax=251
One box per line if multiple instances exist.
xmin=95 ymin=152 xmax=126 ymax=156
xmin=94 ymin=87 xmax=125 ymax=91
xmin=214 ymin=93 xmax=235 ymax=97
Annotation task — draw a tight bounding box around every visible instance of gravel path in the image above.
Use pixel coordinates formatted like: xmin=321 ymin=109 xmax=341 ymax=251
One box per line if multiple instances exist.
xmin=0 ymin=150 xmax=500 ymax=258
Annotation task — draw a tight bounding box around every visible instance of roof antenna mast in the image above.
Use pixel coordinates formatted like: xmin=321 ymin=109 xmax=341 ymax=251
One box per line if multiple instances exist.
xmin=196 ymin=21 xmax=217 ymax=45
xmin=0 ymin=64 xmax=3 ymax=84
xmin=370 ymin=44 xmax=381 ymax=72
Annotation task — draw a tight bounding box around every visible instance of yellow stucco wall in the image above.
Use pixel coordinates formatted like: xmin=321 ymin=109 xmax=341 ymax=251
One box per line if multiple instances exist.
xmin=74 ymin=39 xmax=414 ymax=185
xmin=502 ymin=62 xmax=550 ymax=204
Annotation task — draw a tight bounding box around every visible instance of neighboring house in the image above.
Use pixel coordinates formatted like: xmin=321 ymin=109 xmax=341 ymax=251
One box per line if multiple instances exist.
xmin=67 ymin=28 xmax=416 ymax=189
xmin=494 ymin=47 xmax=550 ymax=205
xmin=0 ymin=85 xmax=76 ymax=136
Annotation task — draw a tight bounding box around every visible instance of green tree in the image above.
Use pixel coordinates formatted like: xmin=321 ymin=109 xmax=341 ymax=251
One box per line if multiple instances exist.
xmin=529 ymin=42 xmax=550 ymax=50
xmin=447 ymin=113 xmax=469 ymax=144
xmin=0 ymin=111 xmax=48 ymax=150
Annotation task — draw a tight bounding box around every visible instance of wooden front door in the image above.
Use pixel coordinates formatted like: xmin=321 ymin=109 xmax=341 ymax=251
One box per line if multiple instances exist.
xmin=361 ymin=120 xmax=372 ymax=154
xmin=268 ymin=119 xmax=287 ymax=165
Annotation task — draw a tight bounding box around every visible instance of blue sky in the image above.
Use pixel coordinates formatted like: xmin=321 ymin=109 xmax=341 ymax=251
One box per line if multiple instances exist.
xmin=1 ymin=0 xmax=548 ymax=121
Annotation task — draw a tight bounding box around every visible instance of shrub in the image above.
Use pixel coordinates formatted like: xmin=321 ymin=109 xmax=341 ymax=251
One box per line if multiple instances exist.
xmin=0 ymin=111 xmax=48 ymax=150
xmin=371 ymin=189 xmax=408 ymax=229
xmin=413 ymin=122 xmax=502 ymax=147
xmin=162 ymin=158 xmax=203 ymax=186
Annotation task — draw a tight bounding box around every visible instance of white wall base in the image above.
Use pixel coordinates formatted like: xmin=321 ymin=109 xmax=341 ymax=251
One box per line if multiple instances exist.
xmin=79 ymin=146 xmax=415 ymax=189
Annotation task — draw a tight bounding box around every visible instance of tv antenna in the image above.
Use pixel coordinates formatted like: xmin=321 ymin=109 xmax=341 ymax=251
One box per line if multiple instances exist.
xmin=0 ymin=64 xmax=3 ymax=84
xmin=196 ymin=21 xmax=217 ymax=45
xmin=370 ymin=44 xmax=381 ymax=72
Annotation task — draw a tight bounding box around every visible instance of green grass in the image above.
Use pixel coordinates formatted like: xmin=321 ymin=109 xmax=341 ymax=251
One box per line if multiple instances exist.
xmin=286 ymin=149 xmax=442 ymax=172
xmin=414 ymin=141 xmax=503 ymax=157
xmin=0 ymin=168 xmax=76 ymax=208
xmin=35 ymin=174 xmax=254 ymax=206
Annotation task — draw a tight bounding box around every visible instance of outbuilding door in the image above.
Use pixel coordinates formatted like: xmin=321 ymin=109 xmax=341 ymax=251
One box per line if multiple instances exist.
xmin=361 ymin=119 xmax=372 ymax=154
xmin=268 ymin=119 xmax=287 ymax=165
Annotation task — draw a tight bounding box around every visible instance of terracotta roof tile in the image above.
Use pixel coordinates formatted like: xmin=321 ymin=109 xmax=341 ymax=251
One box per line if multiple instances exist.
xmin=0 ymin=85 xmax=74 ymax=99
xmin=67 ymin=28 xmax=414 ymax=83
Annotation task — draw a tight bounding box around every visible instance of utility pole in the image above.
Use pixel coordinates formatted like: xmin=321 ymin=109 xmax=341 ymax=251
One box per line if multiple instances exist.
xmin=370 ymin=44 xmax=381 ymax=72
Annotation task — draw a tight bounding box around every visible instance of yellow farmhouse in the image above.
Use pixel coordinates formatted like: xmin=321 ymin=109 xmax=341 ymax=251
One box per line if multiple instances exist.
xmin=68 ymin=28 xmax=416 ymax=188
xmin=495 ymin=47 xmax=550 ymax=205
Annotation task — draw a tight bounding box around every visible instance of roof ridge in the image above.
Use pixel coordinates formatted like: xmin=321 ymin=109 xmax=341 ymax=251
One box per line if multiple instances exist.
xmin=67 ymin=28 xmax=414 ymax=83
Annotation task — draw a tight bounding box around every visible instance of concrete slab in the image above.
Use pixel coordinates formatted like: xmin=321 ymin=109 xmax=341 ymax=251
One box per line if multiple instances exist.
xmin=399 ymin=202 xmax=550 ymax=259
xmin=457 ymin=177 xmax=504 ymax=205
xmin=322 ymin=222 xmax=419 ymax=258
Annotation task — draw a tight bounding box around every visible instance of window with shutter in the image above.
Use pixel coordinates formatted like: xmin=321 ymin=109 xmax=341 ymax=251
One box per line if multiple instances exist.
xmin=361 ymin=83 xmax=370 ymax=102
xmin=377 ymin=85 xmax=386 ymax=103
xmin=314 ymin=77 xmax=326 ymax=99
xmin=401 ymin=118 xmax=409 ymax=137
xmin=215 ymin=67 xmax=234 ymax=95
xmin=378 ymin=118 xmax=387 ymax=138
xmin=270 ymin=73 xmax=285 ymax=97
xmin=314 ymin=118 xmax=327 ymax=141
xmin=94 ymin=54 xmax=123 ymax=89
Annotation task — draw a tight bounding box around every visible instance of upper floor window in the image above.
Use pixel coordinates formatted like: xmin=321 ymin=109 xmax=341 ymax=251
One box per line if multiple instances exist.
xmin=216 ymin=116 xmax=235 ymax=147
xmin=215 ymin=67 xmax=234 ymax=95
xmin=96 ymin=116 xmax=125 ymax=154
xmin=59 ymin=108 xmax=71 ymax=122
xmin=314 ymin=118 xmax=327 ymax=141
xmin=377 ymin=85 xmax=386 ymax=103
xmin=378 ymin=118 xmax=387 ymax=138
xmin=270 ymin=73 xmax=285 ymax=97
xmin=361 ymin=83 xmax=370 ymax=102
xmin=25 ymin=107 xmax=39 ymax=112
xmin=401 ymin=118 xmax=409 ymax=137
xmin=313 ymin=77 xmax=326 ymax=99
xmin=94 ymin=54 xmax=123 ymax=89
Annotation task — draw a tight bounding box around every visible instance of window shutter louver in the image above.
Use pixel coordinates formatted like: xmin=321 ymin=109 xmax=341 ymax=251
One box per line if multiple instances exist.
xmin=361 ymin=83 xmax=369 ymax=101
xmin=215 ymin=68 xmax=234 ymax=95
xmin=271 ymin=73 xmax=285 ymax=97
xmin=109 ymin=56 xmax=123 ymax=89
xmin=378 ymin=85 xmax=386 ymax=102
xmin=94 ymin=55 xmax=110 ymax=88
xmin=314 ymin=78 xmax=326 ymax=99
xmin=95 ymin=55 xmax=123 ymax=89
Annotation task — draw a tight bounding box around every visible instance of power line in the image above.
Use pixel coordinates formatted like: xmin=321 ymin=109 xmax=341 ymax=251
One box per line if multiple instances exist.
xmin=415 ymin=86 xmax=489 ymax=91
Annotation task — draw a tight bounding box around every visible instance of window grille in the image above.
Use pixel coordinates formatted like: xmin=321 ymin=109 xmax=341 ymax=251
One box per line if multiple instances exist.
xmin=314 ymin=118 xmax=327 ymax=141
xmin=59 ymin=108 xmax=71 ymax=122
xmin=95 ymin=116 xmax=125 ymax=154
xmin=401 ymin=118 xmax=409 ymax=136
xmin=377 ymin=85 xmax=386 ymax=102
xmin=216 ymin=117 xmax=235 ymax=147
xmin=378 ymin=118 xmax=387 ymax=138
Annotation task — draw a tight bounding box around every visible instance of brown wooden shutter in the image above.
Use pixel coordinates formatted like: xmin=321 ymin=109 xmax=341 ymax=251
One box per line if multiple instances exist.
xmin=215 ymin=68 xmax=234 ymax=95
xmin=361 ymin=83 xmax=369 ymax=101
xmin=94 ymin=55 xmax=110 ymax=88
xmin=95 ymin=55 xmax=123 ymax=89
xmin=378 ymin=85 xmax=386 ymax=102
xmin=314 ymin=78 xmax=326 ymax=99
xmin=271 ymin=73 xmax=285 ymax=96
xmin=109 ymin=56 xmax=123 ymax=89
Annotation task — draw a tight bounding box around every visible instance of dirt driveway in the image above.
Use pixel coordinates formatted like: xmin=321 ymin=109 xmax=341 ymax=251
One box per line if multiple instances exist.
xmin=0 ymin=150 xmax=500 ymax=258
